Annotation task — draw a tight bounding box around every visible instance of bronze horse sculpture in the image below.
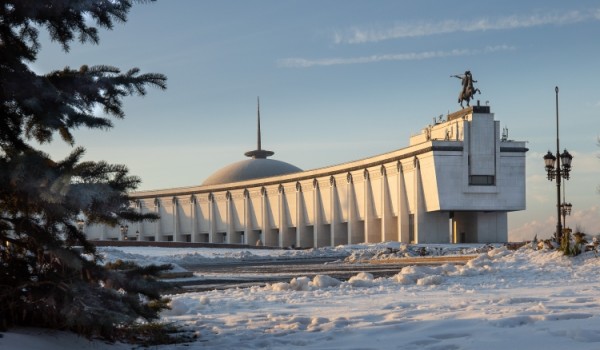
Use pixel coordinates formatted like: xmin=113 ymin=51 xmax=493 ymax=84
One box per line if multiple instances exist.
xmin=452 ymin=71 xmax=481 ymax=108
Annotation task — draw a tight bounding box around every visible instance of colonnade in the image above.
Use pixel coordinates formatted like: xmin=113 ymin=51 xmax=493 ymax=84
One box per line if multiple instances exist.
xmin=123 ymin=159 xmax=422 ymax=248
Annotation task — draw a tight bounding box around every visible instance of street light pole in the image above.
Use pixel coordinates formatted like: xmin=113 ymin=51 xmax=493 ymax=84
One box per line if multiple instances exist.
xmin=543 ymin=86 xmax=573 ymax=244
xmin=554 ymin=86 xmax=562 ymax=243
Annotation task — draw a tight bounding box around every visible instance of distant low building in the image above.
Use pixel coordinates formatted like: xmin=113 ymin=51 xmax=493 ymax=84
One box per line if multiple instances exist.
xmin=85 ymin=105 xmax=527 ymax=246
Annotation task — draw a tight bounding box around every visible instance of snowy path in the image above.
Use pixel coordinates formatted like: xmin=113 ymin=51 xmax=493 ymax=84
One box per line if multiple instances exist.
xmin=3 ymin=245 xmax=600 ymax=349
xmin=159 ymin=247 xmax=600 ymax=349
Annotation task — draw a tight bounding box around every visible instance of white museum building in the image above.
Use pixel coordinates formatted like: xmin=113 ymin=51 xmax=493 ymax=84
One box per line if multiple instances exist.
xmin=85 ymin=104 xmax=527 ymax=247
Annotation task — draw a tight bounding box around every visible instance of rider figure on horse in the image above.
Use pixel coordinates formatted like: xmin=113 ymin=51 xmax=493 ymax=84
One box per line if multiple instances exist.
xmin=452 ymin=71 xmax=481 ymax=108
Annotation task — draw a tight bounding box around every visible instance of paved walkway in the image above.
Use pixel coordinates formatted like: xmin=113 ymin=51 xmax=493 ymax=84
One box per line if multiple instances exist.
xmin=365 ymin=255 xmax=477 ymax=265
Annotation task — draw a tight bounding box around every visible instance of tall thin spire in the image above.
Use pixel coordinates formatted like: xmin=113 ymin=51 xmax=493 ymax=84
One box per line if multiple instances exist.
xmin=257 ymin=97 xmax=262 ymax=151
xmin=245 ymin=97 xmax=274 ymax=159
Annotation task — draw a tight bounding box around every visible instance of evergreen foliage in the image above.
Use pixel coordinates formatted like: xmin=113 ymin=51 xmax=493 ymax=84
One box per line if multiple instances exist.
xmin=0 ymin=0 xmax=172 ymax=340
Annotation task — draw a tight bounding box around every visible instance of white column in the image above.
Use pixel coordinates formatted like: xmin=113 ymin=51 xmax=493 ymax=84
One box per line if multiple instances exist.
xmin=397 ymin=161 xmax=409 ymax=243
xmin=172 ymin=197 xmax=179 ymax=242
xmin=346 ymin=173 xmax=354 ymax=244
xmin=190 ymin=195 xmax=197 ymax=243
xmin=313 ymin=179 xmax=320 ymax=248
xmin=414 ymin=158 xmax=422 ymax=243
xmin=226 ymin=192 xmax=233 ymax=244
xmin=261 ymin=187 xmax=269 ymax=246
xmin=330 ymin=177 xmax=337 ymax=246
xmin=278 ymin=185 xmax=286 ymax=248
xmin=295 ymin=182 xmax=306 ymax=248
xmin=364 ymin=169 xmax=374 ymax=243
xmin=380 ymin=166 xmax=390 ymax=242
xmin=135 ymin=200 xmax=142 ymax=241
xmin=154 ymin=198 xmax=161 ymax=242
xmin=208 ymin=193 xmax=215 ymax=243
xmin=243 ymin=189 xmax=250 ymax=245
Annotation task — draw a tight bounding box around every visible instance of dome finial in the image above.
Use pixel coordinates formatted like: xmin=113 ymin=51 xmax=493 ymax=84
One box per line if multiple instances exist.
xmin=244 ymin=97 xmax=274 ymax=159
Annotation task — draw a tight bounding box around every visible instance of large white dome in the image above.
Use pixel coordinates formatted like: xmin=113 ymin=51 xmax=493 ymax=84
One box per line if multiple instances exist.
xmin=203 ymin=99 xmax=302 ymax=186
xmin=202 ymin=158 xmax=302 ymax=186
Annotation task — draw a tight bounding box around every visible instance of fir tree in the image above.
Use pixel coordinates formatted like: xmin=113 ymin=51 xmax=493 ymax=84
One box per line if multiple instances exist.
xmin=0 ymin=0 xmax=173 ymax=341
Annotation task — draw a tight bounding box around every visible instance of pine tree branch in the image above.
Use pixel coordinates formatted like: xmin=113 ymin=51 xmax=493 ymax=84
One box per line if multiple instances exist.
xmin=0 ymin=1 xmax=172 ymax=340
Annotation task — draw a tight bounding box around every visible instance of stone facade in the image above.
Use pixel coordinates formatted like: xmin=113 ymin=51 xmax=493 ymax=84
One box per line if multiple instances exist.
xmin=85 ymin=106 xmax=527 ymax=246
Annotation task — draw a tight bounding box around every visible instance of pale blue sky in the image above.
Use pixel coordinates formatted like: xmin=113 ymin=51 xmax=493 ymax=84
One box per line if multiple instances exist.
xmin=36 ymin=1 xmax=600 ymax=240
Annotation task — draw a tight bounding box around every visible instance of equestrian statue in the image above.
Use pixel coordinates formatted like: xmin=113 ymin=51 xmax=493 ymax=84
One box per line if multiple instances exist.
xmin=451 ymin=71 xmax=481 ymax=108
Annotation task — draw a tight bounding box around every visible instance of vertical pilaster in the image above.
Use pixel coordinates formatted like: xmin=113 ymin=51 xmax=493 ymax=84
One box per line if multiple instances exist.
xmin=134 ymin=200 xmax=141 ymax=241
xmin=295 ymin=182 xmax=305 ymax=248
xmin=261 ymin=187 xmax=269 ymax=246
xmin=278 ymin=185 xmax=287 ymax=248
xmin=346 ymin=173 xmax=354 ymax=244
xmin=414 ymin=157 xmax=422 ymax=243
xmin=313 ymin=179 xmax=320 ymax=248
xmin=208 ymin=193 xmax=215 ymax=243
xmin=330 ymin=176 xmax=337 ymax=246
xmin=190 ymin=195 xmax=197 ymax=243
xmin=363 ymin=169 xmax=373 ymax=243
xmin=226 ymin=191 xmax=233 ymax=244
xmin=154 ymin=198 xmax=161 ymax=242
xmin=397 ymin=161 xmax=409 ymax=243
xmin=380 ymin=166 xmax=390 ymax=242
xmin=243 ymin=189 xmax=250 ymax=245
xmin=172 ymin=197 xmax=179 ymax=242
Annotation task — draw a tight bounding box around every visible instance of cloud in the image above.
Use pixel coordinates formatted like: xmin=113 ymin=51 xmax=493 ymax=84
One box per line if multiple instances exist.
xmin=570 ymin=151 xmax=600 ymax=175
xmin=278 ymin=45 xmax=514 ymax=68
xmin=334 ymin=9 xmax=599 ymax=44
xmin=509 ymin=206 xmax=600 ymax=241
xmin=509 ymin=216 xmax=555 ymax=242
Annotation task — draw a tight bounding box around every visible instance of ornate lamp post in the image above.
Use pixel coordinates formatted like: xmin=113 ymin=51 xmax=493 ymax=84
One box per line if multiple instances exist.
xmin=543 ymin=86 xmax=573 ymax=243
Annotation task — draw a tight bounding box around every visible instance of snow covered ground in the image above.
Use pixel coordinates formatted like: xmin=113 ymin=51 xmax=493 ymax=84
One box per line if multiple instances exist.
xmin=4 ymin=243 xmax=600 ymax=349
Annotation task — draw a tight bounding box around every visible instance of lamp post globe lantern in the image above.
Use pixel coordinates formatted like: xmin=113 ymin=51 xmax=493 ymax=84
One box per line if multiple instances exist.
xmin=565 ymin=202 xmax=572 ymax=215
xmin=560 ymin=201 xmax=573 ymax=229
xmin=560 ymin=149 xmax=573 ymax=179
xmin=543 ymin=151 xmax=556 ymax=180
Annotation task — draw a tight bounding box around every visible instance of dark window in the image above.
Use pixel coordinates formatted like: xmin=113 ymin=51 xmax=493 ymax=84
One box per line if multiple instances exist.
xmin=469 ymin=175 xmax=495 ymax=186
